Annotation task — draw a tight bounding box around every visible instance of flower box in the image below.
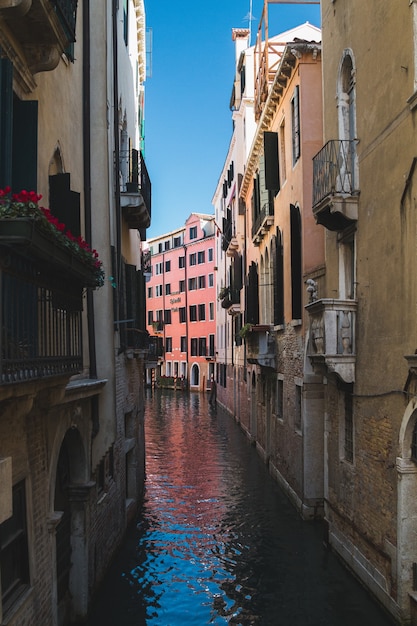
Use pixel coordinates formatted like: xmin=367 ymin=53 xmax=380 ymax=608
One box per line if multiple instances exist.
xmin=0 ymin=218 xmax=100 ymax=288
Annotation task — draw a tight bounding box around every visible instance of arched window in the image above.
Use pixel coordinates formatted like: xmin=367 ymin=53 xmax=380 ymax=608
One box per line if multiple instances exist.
xmin=411 ymin=421 xmax=417 ymax=462
xmin=290 ymin=205 xmax=302 ymax=320
xmin=272 ymin=228 xmax=284 ymax=325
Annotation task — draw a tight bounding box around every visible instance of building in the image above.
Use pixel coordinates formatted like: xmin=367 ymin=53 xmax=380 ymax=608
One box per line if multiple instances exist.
xmin=146 ymin=213 xmax=216 ymax=391
xmin=0 ymin=1 xmax=152 ymax=624
xmin=214 ymin=12 xmax=324 ymax=519
xmin=305 ymin=0 xmax=417 ymax=623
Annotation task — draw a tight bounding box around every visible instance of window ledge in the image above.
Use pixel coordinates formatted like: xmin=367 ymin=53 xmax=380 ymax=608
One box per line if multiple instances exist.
xmin=290 ymin=319 xmax=302 ymax=327
xmin=273 ymin=324 xmax=285 ymax=332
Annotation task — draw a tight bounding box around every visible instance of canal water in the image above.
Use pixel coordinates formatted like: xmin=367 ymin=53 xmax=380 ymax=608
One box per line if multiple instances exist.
xmin=88 ymin=390 xmax=394 ymax=626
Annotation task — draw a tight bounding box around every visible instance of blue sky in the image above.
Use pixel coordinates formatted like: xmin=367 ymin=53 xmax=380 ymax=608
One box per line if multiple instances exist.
xmin=144 ymin=1 xmax=321 ymax=239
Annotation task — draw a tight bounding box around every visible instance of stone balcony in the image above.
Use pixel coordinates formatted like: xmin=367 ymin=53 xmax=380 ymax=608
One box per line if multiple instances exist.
xmin=305 ymin=298 xmax=357 ymax=383
xmin=246 ymin=325 xmax=276 ymax=369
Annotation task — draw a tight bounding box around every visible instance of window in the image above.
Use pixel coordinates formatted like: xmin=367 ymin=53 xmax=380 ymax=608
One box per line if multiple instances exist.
xmin=280 ymin=118 xmax=287 ymax=184
xmin=190 ymin=338 xmax=198 ymax=356
xmin=190 ymin=226 xmax=197 ymax=239
xmin=189 ymin=253 xmax=196 ymax=266
xmin=209 ymin=302 xmax=214 ymax=320
xmin=147 ymin=286 xmax=152 ymax=298
xmin=155 ymin=284 xmax=163 ymax=297
xmin=277 ymin=377 xmax=284 ymax=420
xmin=158 ymin=243 xmax=163 ymax=253
xmin=199 ymin=337 xmax=207 ymax=356
xmin=189 ymin=305 xmax=197 ymax=322
xmin=164 ymin=310 xmax=171 ymax=324
xmin=165 ymin=337 xmax=172 ymax=353
xmin=290 ymin=205 xmax=302 ymax=320
xmin=179 ymin=256 xmax=185 ymax=269
xmin=148 ymin=310 xmax=153 ymax=325
xmin=164 ymin=241 xmax=170 ymax=251
xmin=188 ymin=277 xmax=197 ymax=291
xmin=156 ymin=309 xmax=163 ymax=321
xmin=180 ymin=336 xmax=187 ymax=352
xmin=344 ymin=384 xmax=354 ymax=463
xmin=291 ymin=85 xmax=300 ymax=164
xmin=0 ymin=481 xmax=30 ymax=610
xmin=179 ymin=307 xmax=186 ymax=323
xmin=179 ymin=280 xmax=185 ymax=292
xmin=198 ymin=275 xmax=206 ymax=289
xmin=208 ymin=273 xmax=214 ymax=287
xmin=198 ymin=251 xmax=205 ymax=264
xmin=155 ymin=262 xmax=163 ymax=275
xmin=198 ymin=303 xmax=205 ymax=321
xmin=174 ymin=236 xmax=181 ymax=248
xmin=209 ymin=334 xmax=215 ymax=356
xmin=295 ymin=383 xmax=302 ymax=431
xmin=165 ymin=260 xmax=171 ymax=272
xmin=165 ymin=284 xmax=171 ymax=295
xmin=208 ymin=248 xmax=213 ymax=262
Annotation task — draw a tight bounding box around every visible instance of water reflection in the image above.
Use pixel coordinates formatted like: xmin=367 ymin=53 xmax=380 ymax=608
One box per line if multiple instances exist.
xmin=88 ymin=390 xmax=394 ymax=626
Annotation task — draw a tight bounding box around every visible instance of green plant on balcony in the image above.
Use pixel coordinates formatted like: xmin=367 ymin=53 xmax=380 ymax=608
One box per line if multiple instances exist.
xmin=0 ymin=187 xmax=104 ymax=288
xmin=217 ymin=286 xmax=230 ymax=301
xmin=239 ymin=323 xmax=253 ymax=339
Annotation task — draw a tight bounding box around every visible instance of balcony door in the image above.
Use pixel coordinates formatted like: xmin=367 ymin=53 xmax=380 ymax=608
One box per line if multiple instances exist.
xmin=337 ymin=51 xmax=358 ymax=192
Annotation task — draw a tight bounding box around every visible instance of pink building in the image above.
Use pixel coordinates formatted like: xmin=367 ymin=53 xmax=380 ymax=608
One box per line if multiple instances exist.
xmin=146 ymin=213 xmax=217 ymax=391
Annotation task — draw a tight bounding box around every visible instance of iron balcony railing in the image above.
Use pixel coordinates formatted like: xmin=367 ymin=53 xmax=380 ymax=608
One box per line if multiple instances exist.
xmin=312 ymin=140 xmax=358 ymax=208
xmin=252 ymin=201 xmax=274 ymax=239
xmin=1 ymin=251 xmax=82 ymax=384
xmin=119 ymin=149 xmax=152 ymax=221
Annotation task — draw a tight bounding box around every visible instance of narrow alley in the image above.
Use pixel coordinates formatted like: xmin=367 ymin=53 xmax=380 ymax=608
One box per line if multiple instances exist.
xmin=88 ymin=390 xmax=394 ymax=626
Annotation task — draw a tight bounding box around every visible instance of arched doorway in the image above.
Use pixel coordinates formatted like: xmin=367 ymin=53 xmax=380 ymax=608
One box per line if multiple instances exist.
xmin=191 ymin=363 xmax=200 ymax=387
xmin=53 ymin=427 xmax=89 ymax=625
xmin=397 ymin=399 xmax=417 ymax=615
xmin=250 ymin=371 xmax=257 ymax=440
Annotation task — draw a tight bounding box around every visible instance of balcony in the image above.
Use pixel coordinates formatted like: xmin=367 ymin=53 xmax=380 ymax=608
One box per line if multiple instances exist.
xmin=119 ymin=149 xmax=151 ymax=231
xmin=0 ymin=247 xmax=83 ymax=384
xmin=146 ymin=336 xmax=164 ymax=369
xmin=0 ymin=0 xmax=78 ymax=75
xmin=312 ymin=140 xmax=359 ymax=231
xmin=305 ymin=298 xmax=357 ymax=383
xmin=252 ymin=201 xmax=274 ymax=244
xmin=246 ymin=325 xmax=276 ymax=369
xmin=219 ymin=286 xmax=241 ymax=315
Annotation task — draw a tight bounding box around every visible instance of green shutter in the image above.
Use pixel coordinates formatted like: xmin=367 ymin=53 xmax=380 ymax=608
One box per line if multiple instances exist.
xmin=12 ymin=99 xmax=38 ymax=192
xmin=0 ymin=58 xmax=13 ymax=188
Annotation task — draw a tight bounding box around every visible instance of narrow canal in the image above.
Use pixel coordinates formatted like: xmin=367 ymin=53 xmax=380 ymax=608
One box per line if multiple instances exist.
xmin=88 ymin=390 xmax=394 ymax=626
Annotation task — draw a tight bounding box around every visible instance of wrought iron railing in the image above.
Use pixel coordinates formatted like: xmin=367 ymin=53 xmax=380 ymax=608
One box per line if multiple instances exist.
xmin=252 ymin=201 xmax=274 ymax=239
xmin=312 ymin=140 xmax=358 ymax=208
xmin=1 ymin=252 xmax=82 ymax=384
xmin=147 ymin=336 xmax=164 ymax=359
xmin=119 ymin=149 xmax=152 ymax=219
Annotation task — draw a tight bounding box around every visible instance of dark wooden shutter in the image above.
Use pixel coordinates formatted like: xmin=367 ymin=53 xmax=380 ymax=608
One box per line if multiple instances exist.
xmin=12 ymin=99 xmax=38 ymax=193
xmin=290 ymin=205 xmax=302 ymax=320
xmin=49 ymin=173 xmax=81 ymax=237
xmin=0 ymin=57 xmax=13 ymax=188
xmin=246 ymin=262 xmax=259 ymax=325
xmin=264 ymin=131 xmax=280 ymax=192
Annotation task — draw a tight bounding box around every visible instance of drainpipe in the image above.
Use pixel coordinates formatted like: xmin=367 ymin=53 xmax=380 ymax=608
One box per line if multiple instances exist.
xmin=183 ymin=244 xmax=189 ymax=380
xmin=83 ymin=0 xmax=97 ymax=381
xmin=112 ymin=0 xmax=122 ymax=322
